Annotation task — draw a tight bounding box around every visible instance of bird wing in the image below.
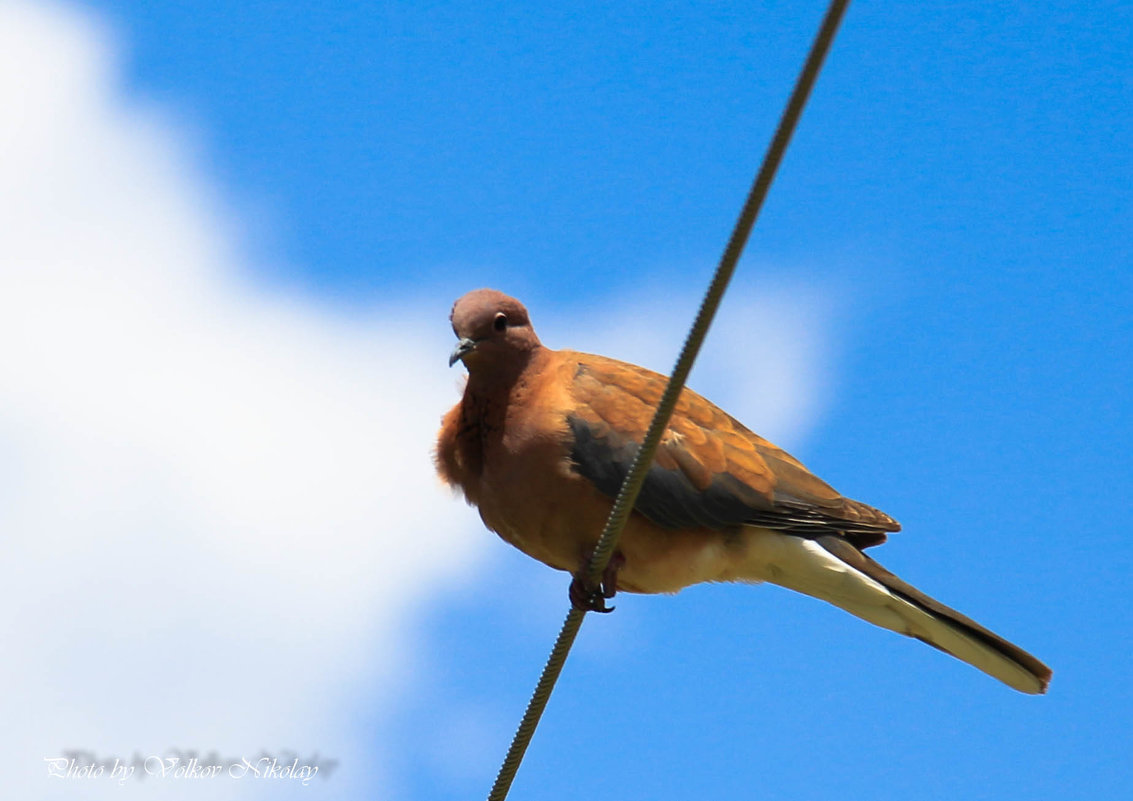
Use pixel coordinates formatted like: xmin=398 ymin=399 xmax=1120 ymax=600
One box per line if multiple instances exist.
xmin=564 ymin=353 xmax=899 ymax=548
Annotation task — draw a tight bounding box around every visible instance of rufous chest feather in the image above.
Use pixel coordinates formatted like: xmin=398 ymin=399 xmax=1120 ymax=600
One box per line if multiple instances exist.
xmin=458 ymin=374 xmax=556 ymax=476
xmin=451 ymin=364 xmax=576 ymax=516
xmin=439 ymin=369 xmax=532 ymax=483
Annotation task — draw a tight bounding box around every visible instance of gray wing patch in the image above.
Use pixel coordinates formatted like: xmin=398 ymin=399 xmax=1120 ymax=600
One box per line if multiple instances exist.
xmin=567 ymin=415 xmax=763 ymax=529
xmin=567 ymin=414 xmax=893 ymax=547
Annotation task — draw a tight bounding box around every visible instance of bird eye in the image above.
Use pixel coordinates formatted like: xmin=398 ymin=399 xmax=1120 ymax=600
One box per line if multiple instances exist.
xmin=493 ymin=312 xmax=508 ymax=332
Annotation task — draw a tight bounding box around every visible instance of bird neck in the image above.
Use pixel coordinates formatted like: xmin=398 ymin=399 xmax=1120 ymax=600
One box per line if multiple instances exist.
xmin=465 ymin=344 xmax=543 ymax=396
xmin=454 ymin=347 xmax=546 ymax=480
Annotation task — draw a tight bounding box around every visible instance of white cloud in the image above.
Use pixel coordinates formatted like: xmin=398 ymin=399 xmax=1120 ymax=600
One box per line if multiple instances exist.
xmin=0 ymin=3 xmax=483 ymax=798
xmin=0 ymin=2 xmax=835 ymax=798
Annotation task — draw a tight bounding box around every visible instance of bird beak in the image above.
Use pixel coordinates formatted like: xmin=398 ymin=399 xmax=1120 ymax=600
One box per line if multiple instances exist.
xmin=449 ymin=337 xmax=478 ymax=367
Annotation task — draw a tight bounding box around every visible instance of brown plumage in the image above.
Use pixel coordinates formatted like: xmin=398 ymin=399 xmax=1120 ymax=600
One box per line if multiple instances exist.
xmin=436 ymin=288 xmax=1052 ymax=694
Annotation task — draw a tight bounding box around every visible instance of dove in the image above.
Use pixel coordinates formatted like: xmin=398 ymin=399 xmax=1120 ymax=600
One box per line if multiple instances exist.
xmin=436 ymin=288 xmax=1051 ymax=694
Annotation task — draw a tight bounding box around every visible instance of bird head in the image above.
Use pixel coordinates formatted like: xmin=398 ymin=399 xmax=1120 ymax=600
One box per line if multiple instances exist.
xmin=449 ymin=289 xmax=542 ymax=371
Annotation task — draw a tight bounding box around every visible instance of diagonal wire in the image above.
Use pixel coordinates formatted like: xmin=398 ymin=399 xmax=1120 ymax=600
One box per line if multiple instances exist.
xmin=487 ymin=2 xmax=851 ymax=799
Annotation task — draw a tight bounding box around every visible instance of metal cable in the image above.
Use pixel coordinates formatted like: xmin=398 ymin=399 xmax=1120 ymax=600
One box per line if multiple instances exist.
xmin=487 ymin=2 xmax=851 ymax=798
xmin=486 ymin=609 xmax=584 ymax=801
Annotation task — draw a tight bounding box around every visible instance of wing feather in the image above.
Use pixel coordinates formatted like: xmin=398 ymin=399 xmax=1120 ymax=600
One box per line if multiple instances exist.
xmin=565 ymin=354 xmax=899 ymax=548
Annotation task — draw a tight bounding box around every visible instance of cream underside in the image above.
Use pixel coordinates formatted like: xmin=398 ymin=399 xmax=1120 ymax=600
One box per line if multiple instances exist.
xmin=739 ymin=527 xmax=1044 ymax=694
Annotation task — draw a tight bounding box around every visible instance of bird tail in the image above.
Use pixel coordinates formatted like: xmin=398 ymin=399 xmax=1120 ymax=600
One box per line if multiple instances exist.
xmin=743 ymin=529 xmax=1052 ymax=694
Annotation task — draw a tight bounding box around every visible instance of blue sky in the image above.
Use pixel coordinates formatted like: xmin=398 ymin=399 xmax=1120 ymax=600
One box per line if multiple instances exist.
xmin=2 ymin=1 xmax=1129 ymax=799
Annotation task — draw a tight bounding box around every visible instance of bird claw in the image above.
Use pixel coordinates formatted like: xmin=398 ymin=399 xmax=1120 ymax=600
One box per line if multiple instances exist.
xmin=569 ymin=577 xmax=615 ymax=613
xmin=569 ymin=552 xmax=625 ymax=613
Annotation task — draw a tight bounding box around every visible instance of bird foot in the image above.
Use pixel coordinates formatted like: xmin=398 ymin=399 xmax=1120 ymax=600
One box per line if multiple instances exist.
xmin=569 ymin=552 xmax=625 ymax=613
